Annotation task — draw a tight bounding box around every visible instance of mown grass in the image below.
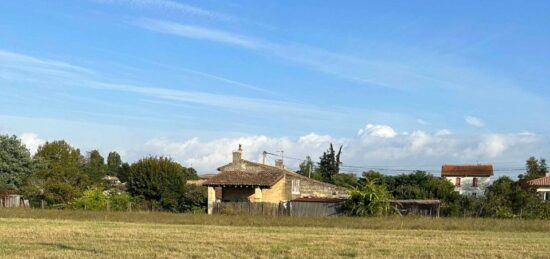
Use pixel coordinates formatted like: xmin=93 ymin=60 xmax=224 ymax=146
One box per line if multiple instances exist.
xmin=1 ymin=208 xmax=550 ymax=232
xmin=0 ymin=209 xmax=549 ymax=258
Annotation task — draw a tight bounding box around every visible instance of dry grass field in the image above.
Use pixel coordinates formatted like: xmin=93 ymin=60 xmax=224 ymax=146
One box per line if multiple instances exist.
xmin=0 ymin=209 xmax=549 ymax=258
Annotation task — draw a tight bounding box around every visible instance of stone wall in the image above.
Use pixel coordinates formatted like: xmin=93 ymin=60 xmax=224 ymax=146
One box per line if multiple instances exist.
xmin=285 ymin=175 xmax=348 ymax=200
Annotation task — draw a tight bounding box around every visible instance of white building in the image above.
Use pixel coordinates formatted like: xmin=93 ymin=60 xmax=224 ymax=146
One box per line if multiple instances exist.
xmin=527 ymin=174 xmax=550 ymax=201
xmin=441 ymin=164 xmax=493 ymax=197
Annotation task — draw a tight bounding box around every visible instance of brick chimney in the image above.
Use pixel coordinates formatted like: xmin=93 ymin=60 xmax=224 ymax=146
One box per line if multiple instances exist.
xmin=233 ymin=144 xmax=243 ymax=165
xmin=275 ymin=159 xmax=284 ymax=168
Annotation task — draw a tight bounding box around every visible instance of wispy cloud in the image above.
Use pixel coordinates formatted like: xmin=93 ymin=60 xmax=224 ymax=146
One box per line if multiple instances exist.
xmin=131 ymin=18 xmax=404 ymax=89
xmin=134 ymin=18 xmax=261 ymax=48
xmin=0 ymin=49 xmax=338 ymax=120
xmin=465 ymin=116 xmax=485 ymax=128
xmin=131 ymin=18 xmax=550 ymax=118
xmin=94 ymin=0 xmax=231 ymax=21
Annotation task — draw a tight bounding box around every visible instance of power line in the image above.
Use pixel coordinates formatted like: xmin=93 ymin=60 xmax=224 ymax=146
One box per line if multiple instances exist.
xmin=263 ymin=150 xmax=527 ymax=174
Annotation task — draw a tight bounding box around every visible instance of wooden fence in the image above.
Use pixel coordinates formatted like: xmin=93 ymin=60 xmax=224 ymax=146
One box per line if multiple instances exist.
xmin=213 ymin=201 xmax=346 ymax=217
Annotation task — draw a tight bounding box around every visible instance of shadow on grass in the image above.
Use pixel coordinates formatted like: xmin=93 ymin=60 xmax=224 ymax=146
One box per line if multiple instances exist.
xmin=38 ymin=242 xmax=104 ymax=255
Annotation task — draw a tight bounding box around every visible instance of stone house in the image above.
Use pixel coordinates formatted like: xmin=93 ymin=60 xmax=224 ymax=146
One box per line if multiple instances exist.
xmin=527 ymin=173 xmax=550 ymax=201
xmin=203 ymin=146 xmax=349 ymax=214
xmin=441 ymin=164 xmax=493 ymax=197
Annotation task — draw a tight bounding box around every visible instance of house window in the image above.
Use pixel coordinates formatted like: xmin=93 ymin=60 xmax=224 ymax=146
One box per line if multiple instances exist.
xmin=473 ymin=177 xmax=479 ymax=188
xmin=545 ymin=192 xmax=550 ymax=201
xmin=455 ymin=177 xmax=461 ymax=187
xmin=291 ymin=179 xmax=300 ymax=194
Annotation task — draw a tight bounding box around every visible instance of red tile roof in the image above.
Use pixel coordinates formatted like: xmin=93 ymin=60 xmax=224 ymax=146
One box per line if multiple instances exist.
xmin=527 ymin=176 xmax=550 ymax=187
xmin=441 ymin=164 xmax=494 ymax=177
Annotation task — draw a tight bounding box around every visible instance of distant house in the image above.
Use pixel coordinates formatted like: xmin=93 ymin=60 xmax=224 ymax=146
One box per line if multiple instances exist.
xmin=527 ymin=174 xmax=550 ymax=201
xmin=103 ymin=175 xmax=127 ymax=191
xmin=441 ymin=164 xmax=493 ymax=197
xmin=203 ymin=146 xmax=348 ymax=215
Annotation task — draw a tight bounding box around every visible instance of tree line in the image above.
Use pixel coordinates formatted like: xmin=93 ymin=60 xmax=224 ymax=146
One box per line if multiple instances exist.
xmin=0 ymin=135 xmax=205 ymax=212
xmin=2 ymin=134 xmax=549 ymax=218
xmin=304 ymin=143 xmax=550 ymax=219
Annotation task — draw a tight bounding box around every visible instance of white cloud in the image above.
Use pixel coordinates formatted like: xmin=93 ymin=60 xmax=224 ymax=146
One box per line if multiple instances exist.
xmin=139 ymin=124 xmax=545 ymax=173
xmin=19 ymin=133 xmax=45 ymax=154
xmin=358 ymin=124 xmax=397 ymax=138
xmin=465 ymin=116 xmax=485 ymax=127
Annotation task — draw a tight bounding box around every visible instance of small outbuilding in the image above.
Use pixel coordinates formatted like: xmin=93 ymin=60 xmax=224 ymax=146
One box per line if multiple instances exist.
xmin=391 ymin=199 xmax=441 ymax=217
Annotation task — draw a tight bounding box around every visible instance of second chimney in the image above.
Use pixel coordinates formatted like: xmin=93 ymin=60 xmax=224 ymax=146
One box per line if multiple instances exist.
xmin=275 ymin=159 xmax=284 ymax=168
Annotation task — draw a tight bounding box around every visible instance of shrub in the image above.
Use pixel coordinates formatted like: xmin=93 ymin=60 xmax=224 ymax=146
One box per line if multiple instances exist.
xmin=108 ymin=190 xmax=132 ymax=211
xmin=344 ymin=182 xmax=392 ymax=217
xmin=71 ymin=187 xmax=107 ymax=210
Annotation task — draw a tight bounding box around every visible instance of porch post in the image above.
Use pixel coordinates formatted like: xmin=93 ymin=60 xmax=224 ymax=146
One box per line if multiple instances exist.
xmin=207 ymin=186 xmax=216 ymax=215
xmin=254 ymin=187 xmax=263 ymax=202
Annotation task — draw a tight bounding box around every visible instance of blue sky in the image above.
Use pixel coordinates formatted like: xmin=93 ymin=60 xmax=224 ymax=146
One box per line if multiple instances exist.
xmin=1 ymin=0 xmax=549 ymax=174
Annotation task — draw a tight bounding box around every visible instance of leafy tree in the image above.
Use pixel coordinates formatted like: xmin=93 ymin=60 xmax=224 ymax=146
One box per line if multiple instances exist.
xmin=520 ymin=157 xmax=548 ymax=181
xmin=0 ymin=135 xmax=37 ymax=193
xmin=107 ymin=151 xmax=122 ymax=176
xmin=317 ymin=143 xmax=342 ymax=184
xmin=333 ymin=173 xmax=358 ymax=188
xmin=127 ymin=157 xmax=192 ymax=212
xmin=358 ymin=170 xmax=386 ymax=186
xmin=84 ymin=150 xmax=107 ymax=184
xmin=30 ymin=140 xmax=89 ymax=204
xmin=179 ymin=185 xmax=207 ymax=213
xmin=297 ymin=156 xmax=315 ymax=178
xmin=117 ymin=162 xmax=131 ymax=183
xmin=384 ymin=171 xmax=459 ymax=203
xmin=344 ymin=182 xmax=392 ymax=216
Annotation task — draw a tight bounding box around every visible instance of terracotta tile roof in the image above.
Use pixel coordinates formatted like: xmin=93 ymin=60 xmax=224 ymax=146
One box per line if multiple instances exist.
xmin=441 ymin=164 xmax=494 ymax=177
xmin=203 ymin=170 xmax=285 ymax=187
xmin=527 ymin=176 xmax=550 ymax=187
xmin=217 ymin=159 xmax=346 ymax=190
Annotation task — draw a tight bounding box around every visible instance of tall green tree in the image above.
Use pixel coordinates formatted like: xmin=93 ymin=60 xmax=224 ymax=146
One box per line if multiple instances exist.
xmin=127 ymin=157 xmax=192 ymax=212
xmin=30 ymin=140 xmax=89 ymax=204
xmin=520 ymin=157 xmax=548 ymax=181
xmin=117 ymin=162 xmax=131 ymax=183
xmin=107 ymin=151 xmax=122 ymax=176
xmin=297 ymin=156 xmax=315 ymax=178
xmin=333 ymin=173 xmax=359 ymax=188
xmin=84 ymin=150 xmax=107 ymax=184
xmin=317 ymin=143 xmax=342 ymax=184
xmin=0 ymin=135 xmax=37 ymax=193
